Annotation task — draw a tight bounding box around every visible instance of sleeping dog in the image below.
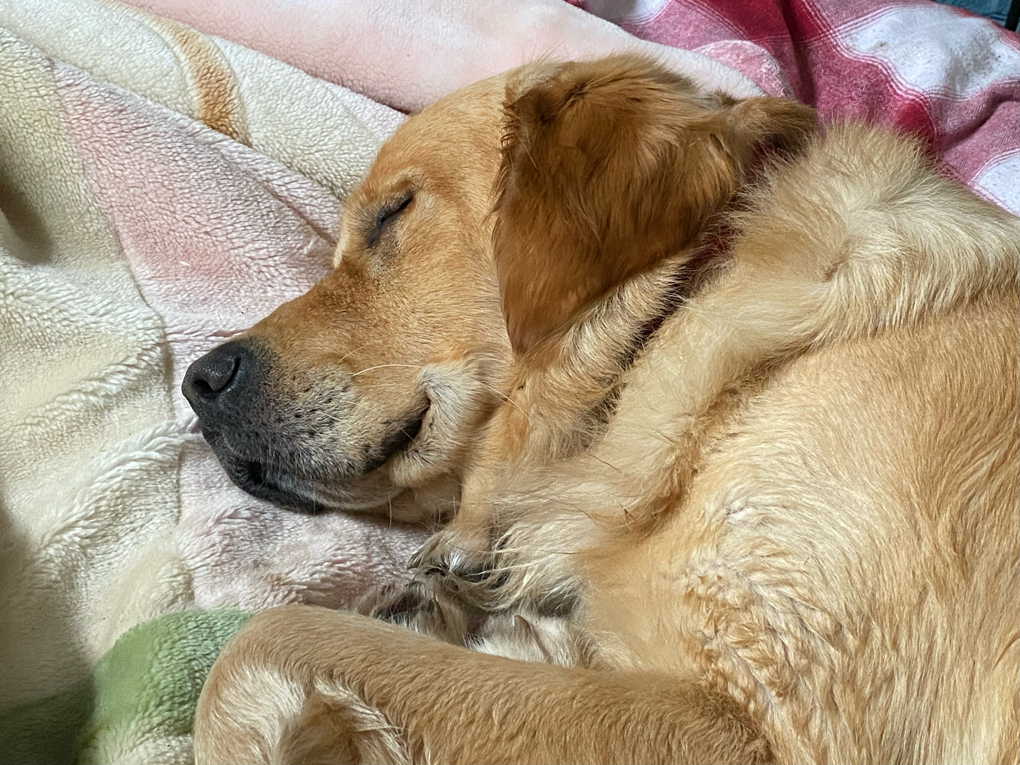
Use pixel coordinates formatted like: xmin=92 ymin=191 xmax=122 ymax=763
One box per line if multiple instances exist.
xmin=183 ymin=56 xmax=1020 ymax=764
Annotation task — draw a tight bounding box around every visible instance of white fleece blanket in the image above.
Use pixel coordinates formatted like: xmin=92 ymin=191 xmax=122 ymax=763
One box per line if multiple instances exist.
xmin=0 ymin=0 xmax=422 ymax=749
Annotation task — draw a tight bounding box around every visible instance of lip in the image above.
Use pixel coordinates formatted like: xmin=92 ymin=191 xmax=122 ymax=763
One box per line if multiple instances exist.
xmin=362 ymin=402 xmax=430 ymax=475
xmin=227 ymin=455 xmax=326 ymax=514
xmin=199 ymin=402 xmax=430 ymax=513
xmin=199 ymin=428 xmax=320 ymax=513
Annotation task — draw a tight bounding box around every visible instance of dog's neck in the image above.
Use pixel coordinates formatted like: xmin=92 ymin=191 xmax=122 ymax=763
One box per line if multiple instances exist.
xmin=455 ymin=237 xmax=722 ymax=519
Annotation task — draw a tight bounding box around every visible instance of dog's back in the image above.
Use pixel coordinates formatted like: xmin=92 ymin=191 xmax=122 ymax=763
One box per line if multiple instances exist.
xmin=574 ymin=122 xmax=1020 ymax=763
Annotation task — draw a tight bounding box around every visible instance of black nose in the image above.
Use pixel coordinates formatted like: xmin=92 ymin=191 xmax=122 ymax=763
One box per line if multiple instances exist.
xmin=182 ymin=340 xmax=253 ymax=417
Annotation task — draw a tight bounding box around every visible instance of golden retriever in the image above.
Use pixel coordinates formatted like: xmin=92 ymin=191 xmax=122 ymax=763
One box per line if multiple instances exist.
xmin=182 ymin=56 xmax=1020 ymax=764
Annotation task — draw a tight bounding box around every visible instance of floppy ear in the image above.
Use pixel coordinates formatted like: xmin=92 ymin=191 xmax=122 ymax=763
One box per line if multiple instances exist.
xmin=710 ymin=92 xmax=820 ymax=166
xmin=491 ymin=55 xmax=816 ymax=356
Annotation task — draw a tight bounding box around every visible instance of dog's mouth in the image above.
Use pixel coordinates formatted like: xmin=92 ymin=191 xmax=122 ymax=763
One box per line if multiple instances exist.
xmin=227 ymin=458 xmax=325 ymax=514
xmin=201 ymin=402 xmax=430 ymax=514
xmin=361 ymin=403 xmax=429 ymax=474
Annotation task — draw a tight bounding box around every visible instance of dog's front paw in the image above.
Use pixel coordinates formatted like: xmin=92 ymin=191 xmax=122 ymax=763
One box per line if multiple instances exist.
xmin=408 ymin=528 xmax=487 ymax=577
xmin=356 ymin=578 xmax=470 ymax=645
xmin=408 ymin=528 xmax=508 ymax=608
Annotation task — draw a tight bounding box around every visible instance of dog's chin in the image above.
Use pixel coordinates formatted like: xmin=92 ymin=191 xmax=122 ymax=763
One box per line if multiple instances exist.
xmin=201 ymin=407 xmax=430 ymax=515
xmin=206 ymin=446 xmax=408 ymax=514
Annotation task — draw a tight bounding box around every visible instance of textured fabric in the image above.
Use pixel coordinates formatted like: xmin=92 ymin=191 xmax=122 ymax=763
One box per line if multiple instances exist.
xmin=0 ymin=2 xmax=425 ymax=761
xmin=0 ymin=609 xmax=249 ymax=765
xmin=121 ymin=0 xmax=764 ymax=110
xmin=77 ymin=609 xmax=250 ymax=765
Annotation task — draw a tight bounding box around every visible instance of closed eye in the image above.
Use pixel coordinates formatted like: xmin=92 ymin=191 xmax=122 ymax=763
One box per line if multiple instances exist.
xmin=367 ymin=191 xmax=414 ymax=248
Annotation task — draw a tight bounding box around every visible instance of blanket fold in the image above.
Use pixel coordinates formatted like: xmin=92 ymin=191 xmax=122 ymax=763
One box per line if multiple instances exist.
xmin=0 ymin=2 xmax=433 ymax=761
xmin=126 ymin=0 xmax=1020 ymax=214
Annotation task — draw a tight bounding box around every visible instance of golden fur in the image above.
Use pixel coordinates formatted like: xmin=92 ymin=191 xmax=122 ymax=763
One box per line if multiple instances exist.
xmin=189 ymin=56 xmax=1020 ymax=764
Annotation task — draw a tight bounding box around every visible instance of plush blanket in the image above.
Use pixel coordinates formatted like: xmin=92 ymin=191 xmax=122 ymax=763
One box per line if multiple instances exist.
xmin=597 ymin=0 xmax=1019 ymax=214
xmin=0 ymin=2 xmax=418 ymax=762
xmin=1 ymin=0 xmax=1017 ymax=763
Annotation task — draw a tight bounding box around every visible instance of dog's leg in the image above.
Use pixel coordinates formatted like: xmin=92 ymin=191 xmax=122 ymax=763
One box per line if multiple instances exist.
xmin=194 ymin=605 xmax=772 ymax=765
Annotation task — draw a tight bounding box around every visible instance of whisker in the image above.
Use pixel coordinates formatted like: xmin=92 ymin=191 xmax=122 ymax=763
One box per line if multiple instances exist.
xmin=334 ymin=339 xmax=388 ymax=366
xmin=351 ymin=363 xmax=426 ymax=377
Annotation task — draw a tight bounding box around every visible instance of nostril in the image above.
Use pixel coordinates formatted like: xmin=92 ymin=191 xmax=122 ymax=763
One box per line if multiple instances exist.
xmin=183 ymin=342 xmax=248 ymax=406
xmin=191 ymin=376 xmax=218 ymax=399
xmin=193 ymin=354 xmax=240 ymax=398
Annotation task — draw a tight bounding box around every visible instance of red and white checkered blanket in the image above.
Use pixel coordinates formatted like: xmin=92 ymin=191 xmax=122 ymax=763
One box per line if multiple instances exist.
xmin=580 ymin=0 xmax=1020 ymax=214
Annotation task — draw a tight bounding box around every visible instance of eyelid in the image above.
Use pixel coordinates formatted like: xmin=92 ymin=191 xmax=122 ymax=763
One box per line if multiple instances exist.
xmin=367 ymin=191 xmax=414 ymax=248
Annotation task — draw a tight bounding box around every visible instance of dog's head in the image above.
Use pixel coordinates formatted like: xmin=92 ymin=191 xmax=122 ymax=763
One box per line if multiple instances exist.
xmin=182 ymin=55 xmax=815 ymax=520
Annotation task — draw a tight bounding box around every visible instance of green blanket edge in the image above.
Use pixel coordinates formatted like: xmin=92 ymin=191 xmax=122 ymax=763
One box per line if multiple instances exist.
xmin=0 ymin=608 xmax=249 ymax=765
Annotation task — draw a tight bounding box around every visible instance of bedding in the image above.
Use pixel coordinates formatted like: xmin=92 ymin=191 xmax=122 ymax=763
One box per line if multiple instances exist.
xmin=0 ymin=2 xmax=417 ymax=761
xmin=0 ymin=0 xmax=1016 ymax=762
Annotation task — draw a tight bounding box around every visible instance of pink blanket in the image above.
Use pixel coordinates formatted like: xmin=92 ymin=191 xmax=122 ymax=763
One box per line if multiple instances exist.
xmin=128 ymin=0 xmax=1020 ymax=215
